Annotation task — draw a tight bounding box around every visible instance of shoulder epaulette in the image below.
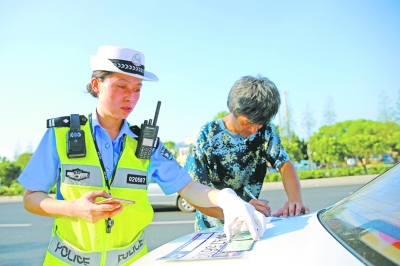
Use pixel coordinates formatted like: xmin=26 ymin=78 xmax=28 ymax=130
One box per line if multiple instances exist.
xmin=129 ymin=125 xmax=141 ymax=137
xmin=47 ymin=115 xmax=88 ymax=128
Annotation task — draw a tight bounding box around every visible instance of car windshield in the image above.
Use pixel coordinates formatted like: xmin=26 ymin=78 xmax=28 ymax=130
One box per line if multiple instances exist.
xmin=319 ymin=163 xmax=400 ymax=265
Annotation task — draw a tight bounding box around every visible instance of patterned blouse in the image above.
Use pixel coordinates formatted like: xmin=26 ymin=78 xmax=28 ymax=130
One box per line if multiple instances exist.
xmin=184 ymin=118 xmax=289 ymax=231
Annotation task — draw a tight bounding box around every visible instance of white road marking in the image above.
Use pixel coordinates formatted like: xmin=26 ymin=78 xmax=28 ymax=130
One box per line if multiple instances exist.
xmin=150 ymin=221 xmax=194 ymax=225
xmin=0 ymin=224 xmax=32 ymax=227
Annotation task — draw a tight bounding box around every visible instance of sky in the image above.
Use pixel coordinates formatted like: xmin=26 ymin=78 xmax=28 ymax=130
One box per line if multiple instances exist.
xmin=1 ymin=0 xmax=399 ymax=160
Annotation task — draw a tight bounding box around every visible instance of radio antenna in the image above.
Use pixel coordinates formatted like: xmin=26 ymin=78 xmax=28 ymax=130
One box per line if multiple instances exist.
xmin=153 ymin=101 xmax=161 ymax=126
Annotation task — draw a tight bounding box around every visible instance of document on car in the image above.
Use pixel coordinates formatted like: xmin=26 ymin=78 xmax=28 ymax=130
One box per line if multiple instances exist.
xmin=157 ymin=231 xmax=252 ymax=261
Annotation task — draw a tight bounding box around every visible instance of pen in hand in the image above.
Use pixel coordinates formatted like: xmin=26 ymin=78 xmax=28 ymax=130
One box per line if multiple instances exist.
xmin=244 ymin=186 xmax=272 ymax=217
xmin=243 ymin=187 xmax=257 ymax=200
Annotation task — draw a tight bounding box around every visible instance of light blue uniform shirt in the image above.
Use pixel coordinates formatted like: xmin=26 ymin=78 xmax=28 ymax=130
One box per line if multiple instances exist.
xmin=17 ymin=110 xmax=191 ymax=199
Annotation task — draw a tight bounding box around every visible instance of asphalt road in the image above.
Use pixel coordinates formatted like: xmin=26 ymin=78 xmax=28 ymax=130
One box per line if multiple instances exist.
xmin=0 ymin=175 xmax=376 ymax=265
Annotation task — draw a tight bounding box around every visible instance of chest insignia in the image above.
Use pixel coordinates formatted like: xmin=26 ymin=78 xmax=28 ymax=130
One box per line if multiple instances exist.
xmin=66 ymin=168 xmax=90 ymax=181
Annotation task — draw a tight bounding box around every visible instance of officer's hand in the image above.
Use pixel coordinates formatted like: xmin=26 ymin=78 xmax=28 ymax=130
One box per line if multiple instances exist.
xmin=217 ymin=188 xmax=271 ymax=241
xmin=70 ymin=190 xmax=123 ymax=223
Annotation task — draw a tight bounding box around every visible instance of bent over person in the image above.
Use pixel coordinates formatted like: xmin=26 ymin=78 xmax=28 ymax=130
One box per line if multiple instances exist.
xmin=17 ymin=46 xmax=268 ymax=265
xmin=184 ymin=75 xmax=310 ymax=232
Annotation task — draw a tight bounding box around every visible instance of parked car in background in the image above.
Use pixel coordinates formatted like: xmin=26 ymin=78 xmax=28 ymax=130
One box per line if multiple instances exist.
xmin=147 ymin=179 xmax=195 ymax=213
xmin=136 ymin=163 xmax=400 ymax=265
xmin=294 ymin=159 xmax=317 ymax=170
xmin=382 ymin=153 xmax=395 ymax=165
xmin=267 ymin=167 xmax=277 ymax=173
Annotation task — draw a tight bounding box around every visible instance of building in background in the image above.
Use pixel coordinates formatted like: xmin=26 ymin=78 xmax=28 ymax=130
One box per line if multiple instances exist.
xmin=175 ymin=137 xmax=193 ymax=166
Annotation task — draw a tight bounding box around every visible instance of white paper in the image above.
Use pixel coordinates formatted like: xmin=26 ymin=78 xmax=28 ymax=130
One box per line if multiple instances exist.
xmin=157 ymin=231 xmax=245 ymax=261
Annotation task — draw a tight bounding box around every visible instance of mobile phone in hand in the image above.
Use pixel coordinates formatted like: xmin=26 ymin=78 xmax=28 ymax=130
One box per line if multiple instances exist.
xmin=96 ymin=198 xmax=135 ymax=206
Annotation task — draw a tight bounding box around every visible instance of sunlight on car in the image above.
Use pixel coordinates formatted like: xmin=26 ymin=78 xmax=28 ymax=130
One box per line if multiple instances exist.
xmin=320 ymin=164 xmax=400 ymax=265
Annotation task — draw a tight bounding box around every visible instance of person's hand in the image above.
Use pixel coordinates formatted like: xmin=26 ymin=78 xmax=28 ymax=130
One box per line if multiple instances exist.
xmin=249 ymin=199 xmax=272 ymax=217
xmin=272 ymin=201 xmax=310 ymax=218
xmin=69 ymin=190 xmax=123 ymax=223
xmin=216 ymin=188 xmax=271 ymax=241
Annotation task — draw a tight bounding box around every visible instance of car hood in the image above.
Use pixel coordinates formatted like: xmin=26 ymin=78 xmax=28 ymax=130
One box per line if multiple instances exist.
xmin=134 ymin=212 xmax=364 ymax=265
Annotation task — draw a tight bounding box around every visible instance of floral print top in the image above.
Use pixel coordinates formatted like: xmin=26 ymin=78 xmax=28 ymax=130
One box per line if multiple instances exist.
xmin=184 ymin=118 xmax=290 ymax=231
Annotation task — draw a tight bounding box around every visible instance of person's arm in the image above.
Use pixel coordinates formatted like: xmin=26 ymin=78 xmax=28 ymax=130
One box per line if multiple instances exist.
xmin=150 ymin=139 xmax=269 ymax=241
xmin=185 ymin=194 xmax=225 ymax=219
xmin=264 ymin=124 xmax=309 ymax=217
xmin=274 ymin=161 xmax=310 ymax=217
xmin=178 ymin=180 xmax=269 ymax=241
xmin=149 ymin=141 xmax=269 ymax=241
xmin=177 ymin=180 xmax=218 ymax=206
xmin=189 ymin=198 xmax=270 ymax=219
xmin=18 ymin=128 xmax=124 ymax=223
xmin=280 ymin=161 xmax=302 ymax=201
xmin=183 ymin=133 xmax=271 ymax=218
xmin=188 ymin=204 xmax=224 ymax=219
xmin=183 ymin=138 xmax=226 ymax=219
xmin=23 ymin=189 xmax=123 ymax=223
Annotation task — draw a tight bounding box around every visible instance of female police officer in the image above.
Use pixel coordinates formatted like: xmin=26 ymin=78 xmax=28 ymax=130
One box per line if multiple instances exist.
xmin=17 ymin=45 xmax=268 ymax=265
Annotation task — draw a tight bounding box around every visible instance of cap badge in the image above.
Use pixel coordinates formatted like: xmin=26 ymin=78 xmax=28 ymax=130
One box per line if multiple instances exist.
xmin=132 ymin=54 xmax=142 ymax=66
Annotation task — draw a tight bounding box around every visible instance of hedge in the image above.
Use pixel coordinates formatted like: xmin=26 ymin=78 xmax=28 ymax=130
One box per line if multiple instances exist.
xmin=0 ymin=181 xmax=25 ymax=196
xmin=265 ymin=164 xmax=394 ymax=182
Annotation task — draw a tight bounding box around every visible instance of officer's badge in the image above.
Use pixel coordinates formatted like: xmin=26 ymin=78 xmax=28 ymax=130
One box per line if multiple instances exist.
xmin=66 ymin=168 xmax=90 ymax=181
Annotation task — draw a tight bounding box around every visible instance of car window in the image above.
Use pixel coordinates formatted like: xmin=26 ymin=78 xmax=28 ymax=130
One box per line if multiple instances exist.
xmin=319 ymin=163 xmax=400 ymax=265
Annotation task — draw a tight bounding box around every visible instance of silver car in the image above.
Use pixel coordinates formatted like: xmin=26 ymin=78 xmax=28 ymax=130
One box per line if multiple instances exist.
xmin=147 ymin=179 xmax=195 ymax=213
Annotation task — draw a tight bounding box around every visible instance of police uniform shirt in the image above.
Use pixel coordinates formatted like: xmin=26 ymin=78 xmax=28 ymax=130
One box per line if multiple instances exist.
xmin=17 ymin=110 xmax=191 ymax=198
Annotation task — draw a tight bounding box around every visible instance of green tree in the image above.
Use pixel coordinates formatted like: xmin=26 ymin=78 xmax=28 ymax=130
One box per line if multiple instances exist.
xmin=163 ymin=141 xmax=178 ymax=158
xmin=163 ymin=141 xmax=175 ymax=150
xmin=213 ymin=111 xmax=229 ymax=120
xmin=321 ymin=94 xmax=336 ymax=126
xmin=301 ymin=102 xmax=316 ymax=141
xmin=202 ymin=110 xmax=230 ymax=126
xmin=278 ymin=91 xmax=295 ymax=143
xmin=395 ymin=89 xmax=400 ymax=125
xmin=0 ymin=162 xmax=21 ymax=187
xmin=277 ymin=126 xmax=306 ymax=162
xmin=374 ymin=121 xmax=400 ymax=161
xmin=14 ymin=152 xmax=33 ymax=170
xmin=392 ymin=130 xmax=400 ymax=162
xmin=309 ymin=120 xmax=400 ymax=172
xmin=340 ymin=120 xmax=396 ymax=173
xmin=377 ymin=90 xmax=394 ymax=122
xmin=309 ymin=125 xmax=345 ymax=169
xmin=301 ymin=102 xmax=316 ymax=169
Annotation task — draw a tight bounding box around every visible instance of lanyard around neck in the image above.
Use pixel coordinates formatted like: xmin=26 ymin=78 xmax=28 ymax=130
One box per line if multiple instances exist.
xmin=88 ymin=113 xmax=125 ymax=191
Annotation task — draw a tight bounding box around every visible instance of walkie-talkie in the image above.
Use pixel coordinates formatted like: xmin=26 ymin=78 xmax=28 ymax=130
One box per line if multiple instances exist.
xmin=135 ymin=101 xmax=161 ymax=159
